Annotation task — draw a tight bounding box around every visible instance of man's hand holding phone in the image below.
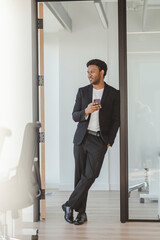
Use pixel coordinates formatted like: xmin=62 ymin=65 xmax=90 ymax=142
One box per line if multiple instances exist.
xmin=85 ymin=99 xmax=102 ymax=117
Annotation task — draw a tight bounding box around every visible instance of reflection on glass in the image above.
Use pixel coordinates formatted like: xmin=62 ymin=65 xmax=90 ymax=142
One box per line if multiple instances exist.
xmin=127 ymin=0 xmax=160 ymax=220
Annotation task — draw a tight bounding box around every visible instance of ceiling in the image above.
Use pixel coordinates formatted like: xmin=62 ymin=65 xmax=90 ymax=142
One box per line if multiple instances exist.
xmin=43 ymin=0 xmax=160 ymax=33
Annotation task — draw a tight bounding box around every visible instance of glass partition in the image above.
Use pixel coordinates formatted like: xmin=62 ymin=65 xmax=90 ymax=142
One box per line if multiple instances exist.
xmin=127 ymin=0 xmax=160 ymax=220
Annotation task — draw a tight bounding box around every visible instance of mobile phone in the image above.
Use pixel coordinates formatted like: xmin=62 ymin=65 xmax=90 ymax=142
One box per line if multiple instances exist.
xmin=93 ymin=99 xmax=101 ymax=104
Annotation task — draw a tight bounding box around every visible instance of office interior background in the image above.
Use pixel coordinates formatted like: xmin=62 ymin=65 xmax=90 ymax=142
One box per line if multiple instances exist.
xmin=1 ymin=0 xmax=160 ymax=239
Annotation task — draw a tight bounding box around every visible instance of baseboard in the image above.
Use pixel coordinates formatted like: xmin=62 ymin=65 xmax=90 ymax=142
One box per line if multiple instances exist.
xmin=90 ymin=184 xmax=109 ymax=190
xmin=109 ymin=184 xmax=120 ymax=191
xmin=46 ymin=182 xmax=60 ymax=189
xmin=46 ymin=183 xmax=120 ymax=191
xmin=58 ymin=184 xmax=110 ymax=191
xmin=59 ymin=184 xmax=74 ymax=191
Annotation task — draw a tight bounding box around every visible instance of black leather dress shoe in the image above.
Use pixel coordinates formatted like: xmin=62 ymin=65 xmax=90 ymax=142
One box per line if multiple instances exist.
xmin=74 ymin=213 xmax=87 ymax=225
xmin=62 ymin=203 xmax=74 ymax=224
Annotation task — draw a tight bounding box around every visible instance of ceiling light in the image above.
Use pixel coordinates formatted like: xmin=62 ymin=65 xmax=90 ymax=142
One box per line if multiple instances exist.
xmin=94 ymin=0 xmax=108 ymax=29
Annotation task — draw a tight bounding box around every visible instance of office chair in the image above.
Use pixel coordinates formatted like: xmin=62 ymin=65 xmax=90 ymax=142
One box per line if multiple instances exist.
xmin=0 ymin=122 xmax=41 ymax=240
xmin=128 ymin=167 xmax=149 ymax=198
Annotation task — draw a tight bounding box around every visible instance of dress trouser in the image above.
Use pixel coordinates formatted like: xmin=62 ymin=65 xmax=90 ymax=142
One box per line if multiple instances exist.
xmin=68 ymin=132 xmax=107 ymax=213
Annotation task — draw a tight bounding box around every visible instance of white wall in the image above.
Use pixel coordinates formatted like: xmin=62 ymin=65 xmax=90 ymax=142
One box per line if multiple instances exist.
xmin=44 ymin=33 xmax=60 ymax=188
xmin=0 ymin=0 xmax=34 ymax=230
xmin=59 ymin=2 xmax=109 ymax=191
xmin=106 ymin=2 xmax=120 ymax=190
xmin=0 ymin=0 xmax=33 ymax=175
xmin=44 ymin=2 xmax=120 ymax=190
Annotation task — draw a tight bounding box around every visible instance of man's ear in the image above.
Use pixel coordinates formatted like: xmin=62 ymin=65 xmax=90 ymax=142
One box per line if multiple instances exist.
xmin=101 ymin=69 xmax=104 ymax=77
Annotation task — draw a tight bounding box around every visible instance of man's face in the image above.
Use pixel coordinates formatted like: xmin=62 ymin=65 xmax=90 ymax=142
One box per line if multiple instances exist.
xmin=87 ymin=65 xmax=102 ymax=85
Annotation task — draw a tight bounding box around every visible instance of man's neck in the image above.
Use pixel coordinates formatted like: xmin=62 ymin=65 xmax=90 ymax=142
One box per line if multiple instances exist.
xmin=93 ymin=81 xmax=105 ymax=90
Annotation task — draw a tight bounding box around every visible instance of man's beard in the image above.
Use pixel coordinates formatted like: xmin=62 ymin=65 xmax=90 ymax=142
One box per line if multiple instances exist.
xmin=92 ymin=77 xmax=100 ymax=85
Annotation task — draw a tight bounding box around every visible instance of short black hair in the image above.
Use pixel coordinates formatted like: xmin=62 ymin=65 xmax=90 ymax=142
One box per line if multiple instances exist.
xmin=86 ymin=59 xmax=108 ymax=78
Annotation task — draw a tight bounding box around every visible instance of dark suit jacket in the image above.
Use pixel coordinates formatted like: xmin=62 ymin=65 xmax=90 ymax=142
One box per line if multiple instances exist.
xmin=72 ymin=82 xmax=120 ymax=146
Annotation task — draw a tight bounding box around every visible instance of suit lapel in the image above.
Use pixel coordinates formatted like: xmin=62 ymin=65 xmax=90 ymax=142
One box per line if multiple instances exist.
xmin=87 ymin=84 xmax=93 ymax=104
xmin=85 ymin=84 xmax=93 ymax=122
xmin=86 ymin=82 xmax=109 ymax=121
xmin=87 ymin=82 xmax=109 ymax=105
xmin=100 ymin=82 xmax=110 ymax=106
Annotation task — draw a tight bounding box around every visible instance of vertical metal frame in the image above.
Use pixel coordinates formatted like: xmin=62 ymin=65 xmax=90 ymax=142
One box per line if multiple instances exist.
xmin=118 ymin=0 xmax=128 ymax=223
xmin=31 ymin=0 xmax=40 ymax=222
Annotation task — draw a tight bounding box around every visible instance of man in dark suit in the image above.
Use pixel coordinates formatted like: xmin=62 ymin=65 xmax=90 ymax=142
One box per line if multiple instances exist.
xmin=62 ymin=59 xmax=120 ymax=225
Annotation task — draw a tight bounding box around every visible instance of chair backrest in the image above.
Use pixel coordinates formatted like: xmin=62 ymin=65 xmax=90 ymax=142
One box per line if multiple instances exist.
xmin=17 ymin=122 xmax=40 ymax=172
xmin=0 ymin=122 xmax=41 ymax=212
xmin=15 ymin=122 xmax=41 ymax=207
